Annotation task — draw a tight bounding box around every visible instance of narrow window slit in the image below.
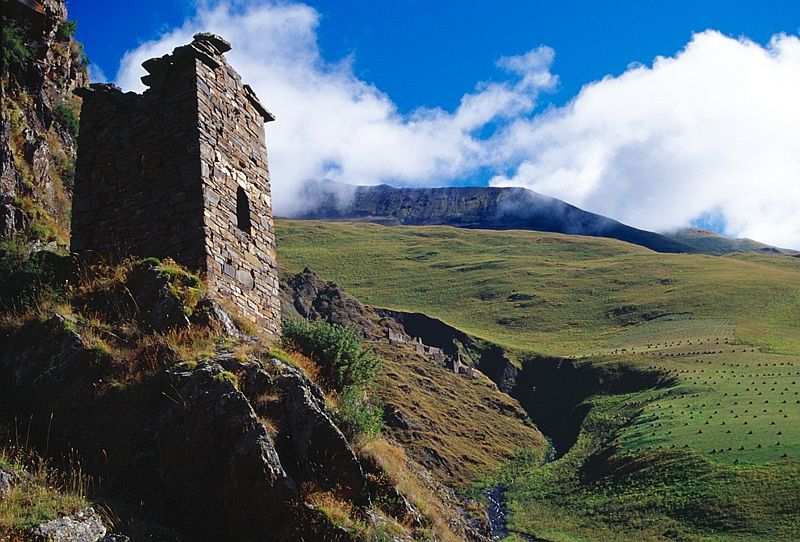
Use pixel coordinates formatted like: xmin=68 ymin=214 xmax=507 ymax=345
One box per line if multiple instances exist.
xmin=236 ymin=186 xmax=252 ymax=234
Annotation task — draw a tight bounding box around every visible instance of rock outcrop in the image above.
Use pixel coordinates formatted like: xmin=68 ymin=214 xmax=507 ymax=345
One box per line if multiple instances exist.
xmin=31 ymin=508 xmax=107 ymax=542
xmin=157 ymin=362 xmax=297 ymax=540
xmin=263 ymin=358 xmax=366 ymax=496
xmin=0 ymin=0 xmax=88 ymax=242
xmin=0 ymin=468 xmax=14 ymax=498
xmin=0 ymin=312 xmax=373 ymax=541
xmin=282 ymin=267 xmax=406 ymax=340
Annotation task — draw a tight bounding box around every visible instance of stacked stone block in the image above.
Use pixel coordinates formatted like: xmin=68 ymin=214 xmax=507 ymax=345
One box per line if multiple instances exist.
xmin=72 ymin=33 xmax=281 ymax=338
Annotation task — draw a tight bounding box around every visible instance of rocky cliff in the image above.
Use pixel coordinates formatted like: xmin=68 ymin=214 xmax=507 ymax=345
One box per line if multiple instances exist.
xmin=0 ymin=0 xmax=87 ymax=243
xmin=0 ymin=258 xmax=444 ymax=541
xmin=295 ymin=181 xmax=694 ymax=254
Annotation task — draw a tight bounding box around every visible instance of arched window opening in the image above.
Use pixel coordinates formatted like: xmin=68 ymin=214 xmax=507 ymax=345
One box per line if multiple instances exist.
xmin=236 ymin=186 xmax=252 ymax=234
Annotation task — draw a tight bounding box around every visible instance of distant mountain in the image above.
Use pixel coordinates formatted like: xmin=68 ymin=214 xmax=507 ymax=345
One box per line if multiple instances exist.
xmin=664 ymin=228 xmax=797 ymax=256
xmin=293 ymin=182 xmax=694 ymax=254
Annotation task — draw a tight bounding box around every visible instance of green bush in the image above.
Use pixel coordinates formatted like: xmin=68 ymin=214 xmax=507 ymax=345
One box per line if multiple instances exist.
xmin=337 ymin=387 xmax=383 ymax=440
xmin=0 ymin=238 xmax=70 ymax=311
xmin=0 ymin=19 xmax=31 ymax=75
xmin=56 ymin=20 xmax=77 ymax=41
xmin=282 ymin=318 xmax=384 ymax=439
xmin=54 ymin=102 xmax=79 ymax=138
xmin=282 ymin=318 xmax=380 ymax=391
xmin=54 ymin=153 xmax=75 ymax=191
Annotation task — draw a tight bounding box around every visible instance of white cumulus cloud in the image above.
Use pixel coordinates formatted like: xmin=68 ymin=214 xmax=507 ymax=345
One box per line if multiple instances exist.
xmin=490 ymin=31 xmax=800 ymax=249
xmin=87 ymin=63 xmax=108 ymax=83
xmin=114 ymin=1 xmax=555 ymax=216
xmin=114 ymin=2 xmax=800 ymax=249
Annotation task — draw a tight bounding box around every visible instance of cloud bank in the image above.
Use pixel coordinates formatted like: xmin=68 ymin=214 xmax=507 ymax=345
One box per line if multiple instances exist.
xmin=115 ymin=1 xmax=555 ymax=216
xmin=490 ymin=31 xmax=800 ymax=249
xmin=115 ymin=2 xmax=800 ymax=248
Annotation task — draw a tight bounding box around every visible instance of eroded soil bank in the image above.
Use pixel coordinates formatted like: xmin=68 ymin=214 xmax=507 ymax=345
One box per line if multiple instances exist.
xmin=379 ymin=307 xmax=670 ymax=456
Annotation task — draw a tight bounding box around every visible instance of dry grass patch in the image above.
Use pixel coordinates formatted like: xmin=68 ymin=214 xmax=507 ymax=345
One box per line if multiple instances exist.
xmin=303 ymin=484 xmax=410 ymax=542
xmin=216 ymin=298 xmax=259 ymax=336
xmin=0 ymin=447 xmax=89 ymax=536
xmin=131 ymin=326 xmax=219 ymax=372
xmin=0 ymin=298 xmax=71 ymax=332
xmin=304 ymin=488 xmax=361 ymax=532
xmin=360 ymin=438 xmax=463 ymax=542
xmin=268 ymin=346 xmax=324 ymax=385
xmin=372 ymin=342 xmax=545 ymax=487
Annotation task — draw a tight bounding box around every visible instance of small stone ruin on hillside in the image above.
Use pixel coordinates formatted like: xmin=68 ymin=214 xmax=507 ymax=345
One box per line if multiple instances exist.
xmin=71 ymin=33 xmax=281 ymax=338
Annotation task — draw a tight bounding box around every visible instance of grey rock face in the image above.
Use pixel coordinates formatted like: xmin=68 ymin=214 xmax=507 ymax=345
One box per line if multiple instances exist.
xmin=225 ymin=357 xmax=367 ymax=499
xmin=0 ymin=468 xmax=15 ymax=498
xmin=190 ymin=297 xmax=242 ymax=337
xmin=269 ymin=359 xmax=366 ymax=497
xmin=0 ymin=200 xmax=28 ymax=237
xmin=157 ymin=362 xmax=296 ymax=540
xmin=31 ymin=507 xmax=107 ymax=542
xmin=1 ymin=0 xmax=87 ymax=241
xmin=125 ymin=261 xmax=190 ymax=332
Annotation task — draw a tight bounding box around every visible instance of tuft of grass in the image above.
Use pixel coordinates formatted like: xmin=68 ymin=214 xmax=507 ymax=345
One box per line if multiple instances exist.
xmin=0 ymin=19 xmax=31 ymax=76
xmin=56 ymin=20 xmax=77 ymax=41
xmin=268 ymin=346 xmax=323 ymax=384
xmin=132 ymin=326 xmax=219 ymax=370
xmin=0 ymin=447 xmax=89 ymax=535
xmin=153 ymin=258 xmax=205 ymax=316
xmin=54 ymin=102 xmax=80 ymax=139
xmin=303 ymin=485 xmax=409 ymax=542
xmin=213 ymin=370 xmax=240 ymax=389
xmin=305 ymin=488 xmax=363 ymax=533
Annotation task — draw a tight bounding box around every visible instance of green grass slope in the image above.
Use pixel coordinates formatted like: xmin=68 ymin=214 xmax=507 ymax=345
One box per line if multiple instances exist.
xmin=276 ymin=220 xmax=800 ymax=357
xmin=277 ymin=219 xmax=800 ymax=541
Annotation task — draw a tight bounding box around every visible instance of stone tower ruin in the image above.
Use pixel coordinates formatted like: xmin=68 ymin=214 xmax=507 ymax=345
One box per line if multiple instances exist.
xmin=71 ymin=33 xmax=281 ymax=338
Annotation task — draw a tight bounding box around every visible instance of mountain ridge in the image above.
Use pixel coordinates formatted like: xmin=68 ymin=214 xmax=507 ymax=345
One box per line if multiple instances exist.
xmin=293 ymin=181 xmax=695 ymax=254
xmin=665 ymin=227 xmax=798 ymax=255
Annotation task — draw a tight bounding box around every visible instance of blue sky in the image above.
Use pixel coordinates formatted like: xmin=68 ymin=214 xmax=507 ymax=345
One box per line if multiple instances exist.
xmin=66 ymin=1 xmax=800 ymax=248
xmin=70 ymin=0 xmax=799 ymax=113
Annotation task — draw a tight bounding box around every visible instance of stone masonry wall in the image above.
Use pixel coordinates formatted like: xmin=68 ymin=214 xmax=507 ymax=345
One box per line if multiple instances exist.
xmin=195 ymin=42 xmax=281 ymax=338
xmin=71 ymin=67 xmax=206 ymax=267
xmin=72 ymin=34 xmax=281 ymax=339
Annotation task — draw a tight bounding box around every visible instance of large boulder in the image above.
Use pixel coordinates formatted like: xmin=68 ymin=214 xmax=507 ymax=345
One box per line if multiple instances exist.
xmin=269 ymin=359 xmax=366 ymax=498
xmin=125 ymin=261 xmax=190 ymax=332
xmin=224 ymin=356 xmax=367 ymax=499
xmin=0 ymin=314 xmax=108 ymax=404
xmin=31 ymin=507 xmax=107 ymax=542
xmin=156 ymin=362 xmax=296 ymax=541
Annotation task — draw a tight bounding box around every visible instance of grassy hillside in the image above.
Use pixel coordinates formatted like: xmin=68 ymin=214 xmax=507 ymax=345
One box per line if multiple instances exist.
xmin=276 ymin=220 xmax=800 ymax=357
xmin=277 ymin=219 xmax=800 ymax=541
